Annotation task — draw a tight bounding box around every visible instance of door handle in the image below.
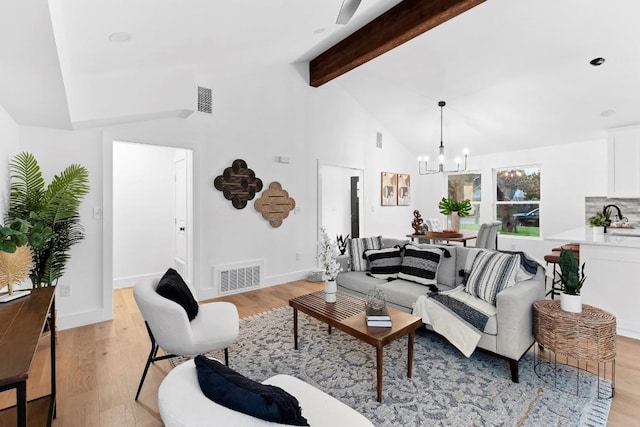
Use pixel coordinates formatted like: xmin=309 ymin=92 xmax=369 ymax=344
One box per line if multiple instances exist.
xmin=179 ymin=226 xmax=185 ymax=231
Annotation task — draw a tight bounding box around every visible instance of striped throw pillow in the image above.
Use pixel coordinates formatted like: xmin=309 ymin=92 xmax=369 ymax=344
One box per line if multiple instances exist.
xmin=364 ymin=247 xmax=402 ymax=279
xmin=465 ymin=251 xmax=520 ymax=305
xmin=398 ymin=244 xmax=441 ymax=285
xmin=347 ymin=236 xmax=383 ymax=272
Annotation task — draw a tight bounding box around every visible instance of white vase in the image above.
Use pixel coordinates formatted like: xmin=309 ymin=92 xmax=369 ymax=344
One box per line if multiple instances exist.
xmin=592 ymin=226 xmax=605 ymax=235
xmin=325 ymin=280 xmax=337 ymax=303
xmin=560 ymin=292 xmax=582 ymax=313
xmin=450 ymin=213 xmax=461 ymax=232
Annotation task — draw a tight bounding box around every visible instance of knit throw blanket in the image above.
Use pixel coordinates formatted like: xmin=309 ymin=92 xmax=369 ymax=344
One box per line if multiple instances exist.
xmin=413 ymin=287 xmax=496 ymax=357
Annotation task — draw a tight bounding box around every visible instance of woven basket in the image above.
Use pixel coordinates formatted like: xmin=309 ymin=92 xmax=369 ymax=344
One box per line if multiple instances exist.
xmin=533 ymin=300 xmax=616 ymax=363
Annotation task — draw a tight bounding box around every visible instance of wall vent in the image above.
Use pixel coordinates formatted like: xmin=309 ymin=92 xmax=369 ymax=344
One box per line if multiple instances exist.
xmin=214 ymin=260 xmax=263 ymax=295
xmin=198 ymin=86 xmax=212 ymax=114
xmin=376 ymin=132 xmax=383 ymax=149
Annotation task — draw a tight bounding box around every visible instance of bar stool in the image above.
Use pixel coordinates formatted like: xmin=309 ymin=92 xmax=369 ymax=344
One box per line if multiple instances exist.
xmin=544 ymin=243 xmax=580 ymax=299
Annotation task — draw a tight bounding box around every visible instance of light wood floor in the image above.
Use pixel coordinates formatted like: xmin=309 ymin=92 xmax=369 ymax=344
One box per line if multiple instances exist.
xmin=1 ymin=280 xmax=638 ymax=426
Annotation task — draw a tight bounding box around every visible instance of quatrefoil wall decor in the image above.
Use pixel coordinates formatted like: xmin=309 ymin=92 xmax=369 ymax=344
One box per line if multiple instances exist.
xmin=213 ymin=159 xmax=263 ymax=209
xmin=254 ymin=182 xmax=296 ymax=227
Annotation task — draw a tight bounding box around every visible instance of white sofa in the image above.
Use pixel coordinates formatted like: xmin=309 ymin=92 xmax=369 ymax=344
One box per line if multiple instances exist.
xmin=336 ymin=238 xmax=545 ymax=382
xmin=158 ymin=360 xmax=374 ymax=427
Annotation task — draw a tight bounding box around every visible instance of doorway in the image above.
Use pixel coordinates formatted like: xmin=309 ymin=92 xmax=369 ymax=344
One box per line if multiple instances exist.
xmin=112 ymin=141 xmax=194 ymax=290
xmin=318 ymin=163 xmax=364 ymax=242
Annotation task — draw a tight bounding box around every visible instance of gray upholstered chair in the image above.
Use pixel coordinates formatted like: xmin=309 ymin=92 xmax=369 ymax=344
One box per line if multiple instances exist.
xmin=475 ymin=221 xmax=501 ymax=250
xmin=133 ymin=279 xmax=239 ymax=400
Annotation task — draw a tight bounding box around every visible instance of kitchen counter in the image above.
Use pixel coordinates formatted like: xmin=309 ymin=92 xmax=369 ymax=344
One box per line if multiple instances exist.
xmin=547 ymin=226 xmax=640 ymax=248
xmin=546 ymin=227 xmax=640 ymax=340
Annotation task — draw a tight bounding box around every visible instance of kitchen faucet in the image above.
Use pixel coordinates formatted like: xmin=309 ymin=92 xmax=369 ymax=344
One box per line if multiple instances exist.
xmin=603 ymin=204 xmax=625 ymax=221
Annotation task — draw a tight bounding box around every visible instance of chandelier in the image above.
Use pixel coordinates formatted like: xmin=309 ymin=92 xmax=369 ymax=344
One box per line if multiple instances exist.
xmin=418 ymin=101 xmax=468 ymax=175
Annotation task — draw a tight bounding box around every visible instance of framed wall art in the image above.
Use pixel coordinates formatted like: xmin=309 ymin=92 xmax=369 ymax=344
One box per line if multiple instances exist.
xmin=397 ymin=174 xmax=411 ymax=206
xmin=380 ymin=172 xmax=397 ymax=206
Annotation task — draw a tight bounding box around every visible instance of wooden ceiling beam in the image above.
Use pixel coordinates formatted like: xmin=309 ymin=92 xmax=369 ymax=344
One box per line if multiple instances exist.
xmin=309 ymin=0 xmax=486 ymax=87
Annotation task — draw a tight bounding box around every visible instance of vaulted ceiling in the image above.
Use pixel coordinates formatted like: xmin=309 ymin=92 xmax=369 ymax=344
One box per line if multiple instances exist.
xmin=1 ymin=0 xmax=639 ymax=157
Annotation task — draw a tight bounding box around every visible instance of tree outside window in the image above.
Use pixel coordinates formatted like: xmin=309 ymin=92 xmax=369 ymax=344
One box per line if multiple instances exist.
xmin=495 ymin=166 xmax=540 ymax=237
xmin=447 ymin=173 xmax=481 ymax=230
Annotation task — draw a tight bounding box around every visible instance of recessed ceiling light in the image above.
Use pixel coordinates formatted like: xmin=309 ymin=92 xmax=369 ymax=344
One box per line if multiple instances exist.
xmin=109 ymin=32 xmax=132 ymax=43
xmin=589 ymin=57 xmax=605 ymax=66
xmin=600 ymin=109 xmax=616 ymax=117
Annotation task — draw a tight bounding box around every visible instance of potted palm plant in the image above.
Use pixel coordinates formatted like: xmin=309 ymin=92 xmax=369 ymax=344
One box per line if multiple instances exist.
xmin=558 ymin=249 xmax=586 ymax=313
xmin=6 ymin=152 xmax=89 ymax=287
xmin=438 ymin=197 xmax=472 ymax=232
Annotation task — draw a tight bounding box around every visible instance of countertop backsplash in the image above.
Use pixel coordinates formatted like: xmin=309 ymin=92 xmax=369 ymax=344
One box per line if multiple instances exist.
xmin=585 ymin=197 xmax=640 ymax=226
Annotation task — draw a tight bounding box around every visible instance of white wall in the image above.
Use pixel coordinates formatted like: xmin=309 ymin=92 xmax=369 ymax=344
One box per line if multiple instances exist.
xmin=112 ymin=141 xmax=177 ymax=288
xmin=0 ymin=104 xmax=20 ymax=216
xmin=10 ymin=62 xmax=607 ymax=330
xmin=19 ymin=125 xmax=104 ymax=327
xmin=307 ymin=81 xmax=418 ymax=240
xmin=414 ymin=138 xmax=608 ymax=261
xmin=17 ymin=63 xmax=413 ymax=329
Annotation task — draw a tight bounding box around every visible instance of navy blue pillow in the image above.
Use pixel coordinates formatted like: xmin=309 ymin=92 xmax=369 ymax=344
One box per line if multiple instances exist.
xmin=194 ymin=356 xmax=309 ymax=426
xmin=156 ymin=268 xmax=199 ymax=321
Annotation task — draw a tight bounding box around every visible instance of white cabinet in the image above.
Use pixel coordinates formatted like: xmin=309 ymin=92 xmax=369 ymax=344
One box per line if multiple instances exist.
xmin=608 ymin=127 xmax=640 ymax=197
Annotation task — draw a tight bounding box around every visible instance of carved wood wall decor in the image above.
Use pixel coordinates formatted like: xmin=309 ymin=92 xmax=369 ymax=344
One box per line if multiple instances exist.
xmin=254 ymin=181 xmax=296 ymax=227
xmin=214 ymin=159 xmax=264 ymax=209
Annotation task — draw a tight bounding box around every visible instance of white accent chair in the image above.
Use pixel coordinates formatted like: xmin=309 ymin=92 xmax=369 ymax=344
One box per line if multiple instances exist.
xmin=158 ymin=360 xmax=374 ymax=427
xmin=133 ymin=279 xmax=239 ymax=400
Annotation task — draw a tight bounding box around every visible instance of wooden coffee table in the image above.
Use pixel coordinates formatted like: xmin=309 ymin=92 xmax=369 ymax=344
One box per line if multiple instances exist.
xmin=289 ymin=291 xmax=422 ymax=402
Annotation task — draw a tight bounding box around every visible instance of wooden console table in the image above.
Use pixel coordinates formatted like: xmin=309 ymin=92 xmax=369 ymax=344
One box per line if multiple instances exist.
xmin=0 ymin=287 xmax=56 ymax=426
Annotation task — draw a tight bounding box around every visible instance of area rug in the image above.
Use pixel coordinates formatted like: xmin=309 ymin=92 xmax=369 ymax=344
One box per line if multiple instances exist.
xmin=173 ymin=306 xmax=611 ymax=426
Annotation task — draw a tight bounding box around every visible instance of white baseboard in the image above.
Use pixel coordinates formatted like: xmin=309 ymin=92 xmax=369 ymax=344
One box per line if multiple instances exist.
xmin=57 ymin=308 xmax=110 ymax=331
xmin=112 ymin=271 xmax=164 ymax=289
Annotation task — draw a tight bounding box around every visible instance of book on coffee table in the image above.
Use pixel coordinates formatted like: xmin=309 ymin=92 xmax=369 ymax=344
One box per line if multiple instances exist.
xmin=366 ymin=318 xmax=392 ymax=328
xmin=366 ymin=305 xmax=392 ymax=327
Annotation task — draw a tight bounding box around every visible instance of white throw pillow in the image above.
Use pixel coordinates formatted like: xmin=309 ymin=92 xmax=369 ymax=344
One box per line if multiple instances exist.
xmin=347 ymin=236 xmax=383 ymax=272
xmin=465 ymin=251 xmax=520 ymax=305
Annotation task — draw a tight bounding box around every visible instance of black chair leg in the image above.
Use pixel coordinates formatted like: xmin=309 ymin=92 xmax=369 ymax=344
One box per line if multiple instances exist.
xmin=224 ymin=348 xmax=229 ymax=366
xmin=135 ymin=342 xmax=157 ymax=400
xmin=135 ymin=321 xmax=177 ymax=401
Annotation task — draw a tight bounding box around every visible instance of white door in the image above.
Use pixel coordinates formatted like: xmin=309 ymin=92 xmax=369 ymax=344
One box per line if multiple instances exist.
xmin=174 ymin=157 xmax=188 ymax=276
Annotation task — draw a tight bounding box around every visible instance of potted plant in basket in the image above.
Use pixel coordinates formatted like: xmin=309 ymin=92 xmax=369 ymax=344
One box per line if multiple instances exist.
xmin=588 ymin=211 xmax=608 ymax=235
xmin=317 ymin=228 xmax=341 ymax=303
xmin=438 ymin=197 xmax=472 ymax=232
xmin=558 ymin=249 xmax=586 ymax=313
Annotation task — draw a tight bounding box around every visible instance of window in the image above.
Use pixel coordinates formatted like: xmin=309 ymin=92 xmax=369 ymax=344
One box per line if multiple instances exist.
xmin=495 ymin=166 xmax=540 ymax=237
xmin=447 ymin=173 xmax=481 ymax=230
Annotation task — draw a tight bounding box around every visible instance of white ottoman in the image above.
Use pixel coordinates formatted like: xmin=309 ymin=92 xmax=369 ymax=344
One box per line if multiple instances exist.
xmin=158 ymin=360 xmax=374 ymax=427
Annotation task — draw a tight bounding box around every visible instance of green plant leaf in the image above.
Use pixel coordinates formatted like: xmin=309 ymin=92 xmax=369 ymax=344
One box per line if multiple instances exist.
xmin=6 ymin=152 xmax=89 ymax=285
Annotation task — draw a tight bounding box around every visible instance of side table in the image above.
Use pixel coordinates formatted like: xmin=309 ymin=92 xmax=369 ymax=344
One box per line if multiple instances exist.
xmin=533 ymin=300 xmax=616 ymax=398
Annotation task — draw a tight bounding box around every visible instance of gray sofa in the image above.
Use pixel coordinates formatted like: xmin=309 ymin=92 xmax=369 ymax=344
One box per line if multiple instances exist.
xmin=336 ymin=238 xmax=545 ymax=382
